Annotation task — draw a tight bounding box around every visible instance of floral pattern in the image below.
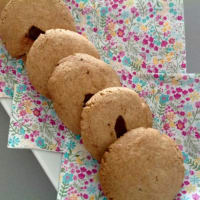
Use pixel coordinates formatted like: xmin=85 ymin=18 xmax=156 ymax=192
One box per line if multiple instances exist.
xmin=66 ymin=0 xmax=186 ymax=74
xmin=8 ymin=84 xmax=70 ymax=152
xmin=0 ymin=39 xmax=25 ymax=98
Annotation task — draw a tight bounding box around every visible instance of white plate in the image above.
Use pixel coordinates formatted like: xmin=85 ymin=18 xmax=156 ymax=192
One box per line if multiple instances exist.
xmin=0 ymin=99 xmax=62 ymax=191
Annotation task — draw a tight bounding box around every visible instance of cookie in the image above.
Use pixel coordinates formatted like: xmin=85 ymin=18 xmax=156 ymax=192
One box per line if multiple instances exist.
xmin=26 ymin=29 xmax=100 ymax=98
xmin=100 ymin=128 xmax=185 ymax=200
xmin=81 ymin=87 xmax=153 ymax=161
xmin=0 ymin=0 xmax=9 ymax=14
xmin=48 ymin=53 xmax=121 ymax=134
xmin=0 ymin=0 xmax=76 ymax=58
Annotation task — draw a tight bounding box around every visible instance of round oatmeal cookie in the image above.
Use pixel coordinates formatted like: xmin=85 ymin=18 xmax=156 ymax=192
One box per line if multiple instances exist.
xmin=100 ymin=127 xmax=185 ymax=200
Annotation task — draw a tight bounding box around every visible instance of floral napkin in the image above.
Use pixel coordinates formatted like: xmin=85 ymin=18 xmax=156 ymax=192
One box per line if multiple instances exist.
xmin=0 ymin=0 xmax=186 ymax=98
xmin=0 ymin=39 xmax=25 ymax=98
xmin=56 ymin=72 xmax=200 ymax=200
xmin=8 ymin=73 xmax=200 ymax=200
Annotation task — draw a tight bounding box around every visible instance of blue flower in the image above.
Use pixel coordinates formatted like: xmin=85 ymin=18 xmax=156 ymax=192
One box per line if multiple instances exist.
xmin=17 ymin=67 xmax=23 ymax=73
xmin=36 ymin=137 xmax=46 ymax=149
xmin=86 ymin=16 xmax=91 ymax=20
xmin=122 ymin=56 xmax=131 ymax=67
xmin=87 ymin=185 xmax=96 ymax=194
xmin=169 ymin=2 xmax=174 ymax=7
xmin=121 ymin=11 xmax=129 ymax=19
xmin=108 ymin=51 xmax=113 ymax=58
xmin=182 ymin=152 xmax=189 ymax=164
xmin=4 ymin=87 xmax=13 ymax=97
xmin=159 ymin=74 xmax=165 ymax=81
xmin=8 ymin=136 xmax=20 ymax=147
xmin=100 ymin=7 xmax=108 ymax=17
xmin=64 ymin=152 xmax=69 ymax=159
xmin=16 ymin=84 xmax=27 ymax=93
xmin=66 ymin=141 xmax=76 ymax=150
xmin=159 ymin=94 xmax=169 ymax=104
xmin=132 ymin=77 xmax=139 ymax=84
xmin=19 ymin=127 xmax=25 ymax=135
xmin=62 ymin=173 xmax=73 ymax=184
xmin=183 ymin=103 xmax=193 ymax=112
xmin=136 ymin=17 xmax=141 ymax=22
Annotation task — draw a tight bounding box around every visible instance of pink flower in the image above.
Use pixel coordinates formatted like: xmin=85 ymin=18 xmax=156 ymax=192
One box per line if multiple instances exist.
xmin=117 ymin=28 xmax=125 ymax=37
xmin=174 ymin=93 xmax=181 ymax=99
xmin=80 ymin=167 xmax=87 ymax=172
xmin=0 ymin=81 xmax=5 ymax=87
xmin=195 ymin=101 xmax=200 ymax=108
xmin=193 ymin=194 xmax=200 ymax=200
xmin=184 ymin=181 xmax=190 ymax=185
xmin=119 ymin=51 xmax=125 ymax=57
xmin=161 ymin=40 xmax=168 ymax=47
xmin=189 ymin=88 xmax=194 ymax=93
xmin=78 ymin=173 xmax=85 ymax=179
xmin=163 ymin=123 xmax=170 ymax=130
xmin=20 ymin=110 xmax=26 ymax=117
xmin=181 ymin=63 xmax=186 ymax=68
xmin=33 ymin=108 xmax=41 ymax=117
xmin=176 ymin=120 xmax=185 ymax=130
xmin=134 ymin=35 xmax=139 ymax=41
xmin=169 ymin=38 xmax=175 ymax=44
xmin=50 ymin=119 xmax=56 ymax=125
xmin=112 ymin=4 xmax=118 ymax=9
xmin=182 ymin=90 xmax=188 ymax=95
xmin=180 ymin=111 xmax=185 ymax=116
xmin=177 ymin=16 xmax=183 ymax=21
xmin=59 ymin=124 xmax=65 ymax=131
xmin=93 ymin=27 xmax=98 ymax=32
xmin=142 ymin=39 xmax=148 ymax=45
xmin=56 ymin=147 xmax=60 ymax=152
xmin=24 ymin=134 xmax=29 ymax=139
xmin=106 ymin=34 xmax=112 ymax=40
xmin=176 ymin=87 xmax=182 ymax=93
xmin=32 ymin=130 xmax=39 ymax=137
xmin=87 ymin=170 xmax=92 ymax=175
xmin=83 ymin=194 xmax=88 ymax=199
xmin=154 ymin=46 xmax=158 ymax=51
xmin=195 ymin=132 xmax=200 ymax=139
xmin=131 ymin=7 xmax=137 ymax=14
xmin=149 ymin=43 xmax=154 ymax=48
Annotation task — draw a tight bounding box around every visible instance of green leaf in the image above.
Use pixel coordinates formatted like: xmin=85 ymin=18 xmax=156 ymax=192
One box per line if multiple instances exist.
xmin=100 ymin=16 xmax=106 ymax=28
xmin=186 ymin=158 xmax=200 ymax=171
xmin=58 ymin=183 xmax=68 ymax=198
xmin=158 ymin=103 xmax=166 ymax=116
